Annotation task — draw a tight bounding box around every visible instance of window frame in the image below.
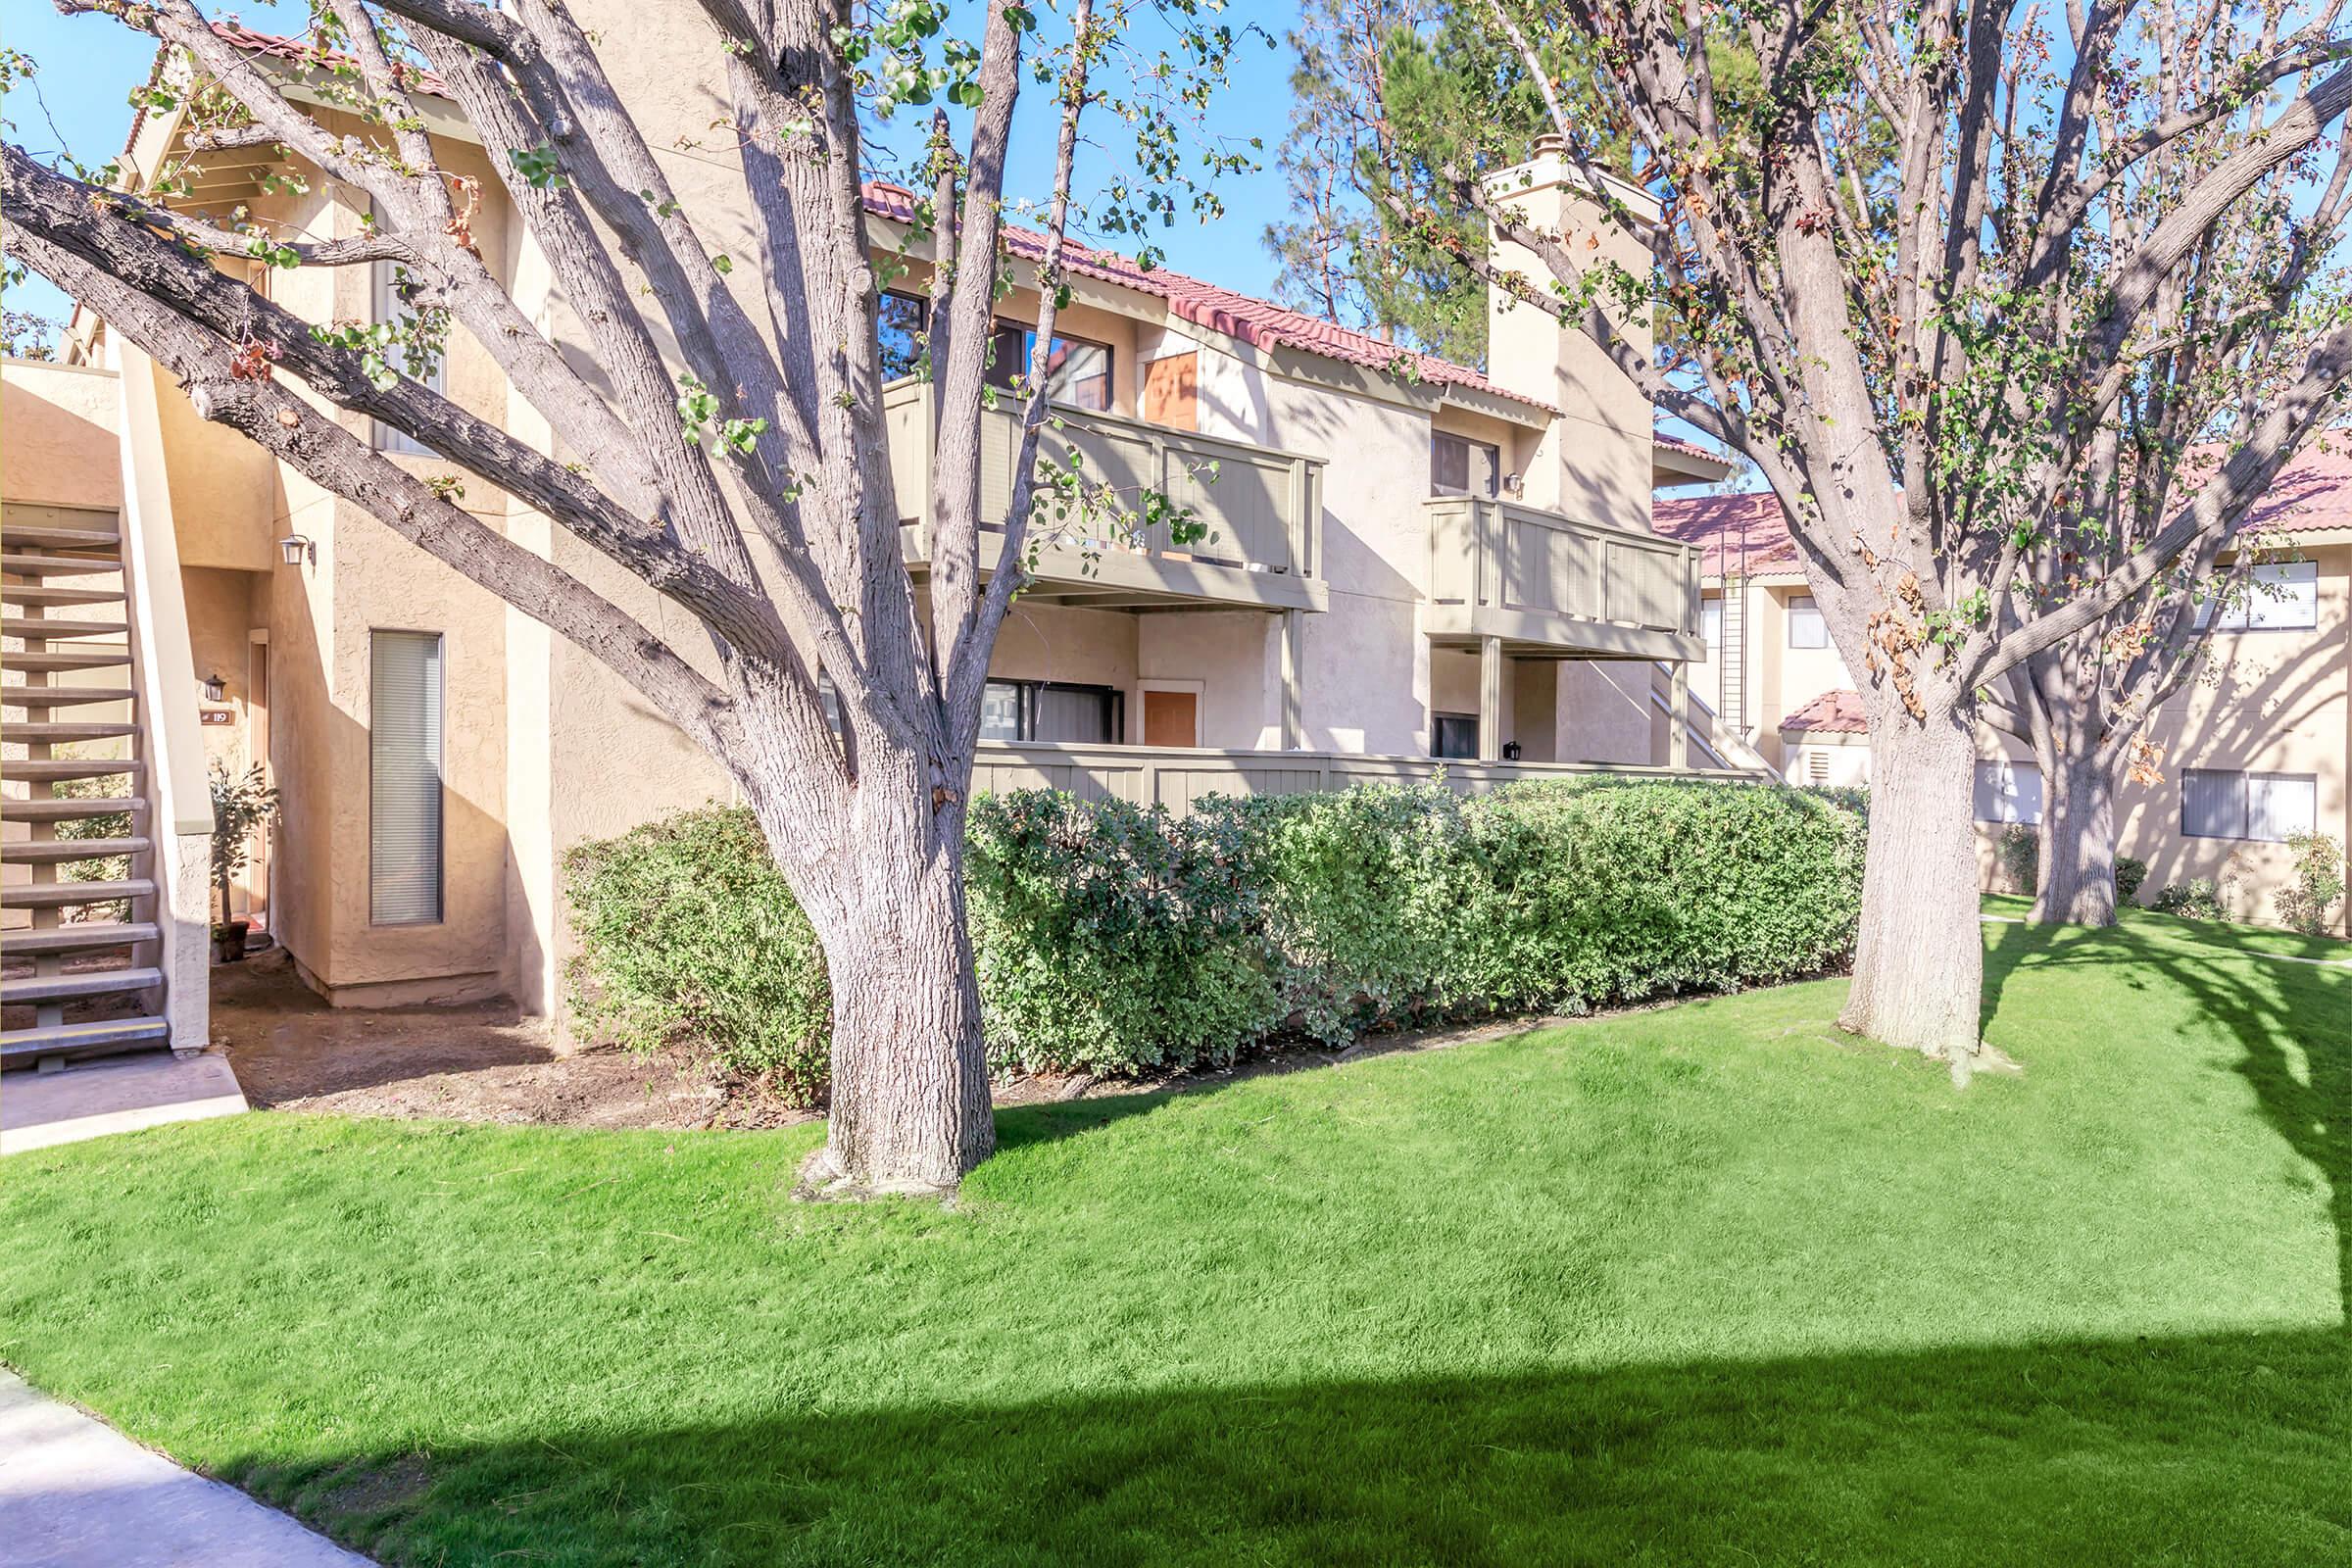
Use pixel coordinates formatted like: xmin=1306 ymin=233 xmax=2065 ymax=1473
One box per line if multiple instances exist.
xmin=1973 ymin=759 xmax=2044 ymax=825
xmin=1430 ymin=431 xmax=1502 ymax=499
xmin=985 ymin=321 xmax=1115 ymax=412
xmin=2193 ymin=560 xmax=2320 ymax=633
xmin=977 ymin=678 xmax=1126 ymax=745
xmin=876 ymin=288 xmax=931 ymax=384
xmin=369 ymin=207 xmax=445 ymax=458
xmin=1432 ymin=711 xmax=1481 ymax=760
xmin=1785 ymin=593 xmax=1830 ymax=650
xmin=2182 ymin=768 xmax=2319 ymax=842
xmin=368 ymin=628 xmax=447 ymax=927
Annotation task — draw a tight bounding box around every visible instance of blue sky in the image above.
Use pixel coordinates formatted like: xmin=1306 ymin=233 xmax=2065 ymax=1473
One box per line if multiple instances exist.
xmin=2 ymin=2 xmax=1310 ymax=337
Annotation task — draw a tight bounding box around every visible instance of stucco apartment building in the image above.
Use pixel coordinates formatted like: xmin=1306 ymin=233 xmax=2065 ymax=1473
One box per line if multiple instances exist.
xmin=1656 ymin=475 xmax=2352 ymax=930
xmin=2 ymin=24 xmax=1747 ymax=1063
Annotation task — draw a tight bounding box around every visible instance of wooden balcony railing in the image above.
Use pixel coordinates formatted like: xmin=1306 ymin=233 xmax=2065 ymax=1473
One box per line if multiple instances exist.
xmin=1425 ymin=495 xmax=1702 ymax=657
xmin=884 ymin=382 xmax=1325 ymax=611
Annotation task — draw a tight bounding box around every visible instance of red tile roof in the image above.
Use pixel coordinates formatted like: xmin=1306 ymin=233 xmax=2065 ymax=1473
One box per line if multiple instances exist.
xmin=1780 ymin=689 xmax=1869 ymax=735
xmin=1657 ymin=444 xmax=2352 ymax=579
xmin=152 ymin=30 xmax=1719 ymax=426
xmin=860 ymin=182 xmax=1551 ymax=414
xmin=128 ymin=24 xmax=447 ymax=156
xmin=1652 ymin=490 xmax=1798 ymax=576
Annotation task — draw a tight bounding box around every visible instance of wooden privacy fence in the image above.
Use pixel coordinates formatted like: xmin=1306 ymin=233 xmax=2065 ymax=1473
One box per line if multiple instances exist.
xmin=970 ymin=740 xmax=1762 ymax=817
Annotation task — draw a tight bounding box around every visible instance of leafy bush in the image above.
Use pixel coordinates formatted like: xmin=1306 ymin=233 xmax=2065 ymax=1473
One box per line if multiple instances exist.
xmin=563 ymin=804 xmax=831 ymax=1098
xmin=2115 ymin=856 xmax=2148 ymax=904
xmin=564 ymin=781 xmax=1867 ymax=1103
xmin=2150 ymin=879 xmax=2230 ymax=922
xmin=1997 ymin=824 xmax=2038 ymax=897
xmin=1197 ymin=784 xmax=1477 ymax=1042
xmin=1446 ymin=780 xmax=1865 ymax=1015
xmin=2277 ymin=832 xmax=2346 ymax=936
xmin=965 ymin=791 xmax=1278 ymax=1076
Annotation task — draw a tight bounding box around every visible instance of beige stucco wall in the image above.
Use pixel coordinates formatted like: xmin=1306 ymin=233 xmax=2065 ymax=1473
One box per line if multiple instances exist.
xmin=1 ymin=361 xmax=123 ymax=512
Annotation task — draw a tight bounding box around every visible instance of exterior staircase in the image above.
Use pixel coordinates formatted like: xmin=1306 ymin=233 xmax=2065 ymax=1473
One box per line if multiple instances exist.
xmin=2 ymin=515 xmax=172 ymax=1069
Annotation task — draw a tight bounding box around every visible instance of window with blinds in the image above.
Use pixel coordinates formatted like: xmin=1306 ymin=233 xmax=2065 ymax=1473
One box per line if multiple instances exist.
xmin=2182 ymin=769 xmax=2317 ymax=842
xmin=370 ymin=631 xmax=445 ymax=924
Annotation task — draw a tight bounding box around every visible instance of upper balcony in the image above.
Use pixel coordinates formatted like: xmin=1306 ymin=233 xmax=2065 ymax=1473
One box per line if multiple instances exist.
xmin=1424 ymin=495 xmax=1703 ymax=661
xmin=884 ymin=383 xmax=1328 ymax=614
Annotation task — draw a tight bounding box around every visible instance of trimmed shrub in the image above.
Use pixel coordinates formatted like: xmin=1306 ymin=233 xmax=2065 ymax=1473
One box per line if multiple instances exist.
xmin=562 ymin=804 xmax=831 ymax=1098
xmin=965 ymin=791 xmax=1279 ymax=1076
xmin=2277 ymin=832 xmax=2346 ymax=936
xmin=564 ymin=780 xmax=1867 ymax=1103
xmin=2115 ymin=856 xmax=2149 ymax=904
xmin=1447 ymin=780 xmax=1865 ymax=1015
xmin=1997 ymin=824 xmax=2038 ymax=897
xmin=1197 ymin=784 xmax=1477 ymax=1042
xmin=2150 ymin=879 xmax=2229 ymax=922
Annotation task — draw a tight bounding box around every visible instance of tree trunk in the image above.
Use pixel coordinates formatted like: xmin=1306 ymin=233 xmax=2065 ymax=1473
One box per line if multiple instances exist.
xmin=1838 ymin=711 xmax=1987 ymax=1066
xmin=2032 ymin=750 xmax=2119 ymax=927
xmin=767 ymin=776 xmax=996 ymax=1195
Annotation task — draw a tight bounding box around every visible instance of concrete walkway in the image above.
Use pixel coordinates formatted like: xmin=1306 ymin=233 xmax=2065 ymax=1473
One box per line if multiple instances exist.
xmin=0 ymin=1372 xmax=370 ymax=1567
xmin=0 ymin=1053 xmax=247 ymax=1156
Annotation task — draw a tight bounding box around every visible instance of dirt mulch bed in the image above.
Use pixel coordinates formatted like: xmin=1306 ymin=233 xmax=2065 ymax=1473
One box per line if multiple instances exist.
xmin=212 ymin=951 xmax=782 ymax=1131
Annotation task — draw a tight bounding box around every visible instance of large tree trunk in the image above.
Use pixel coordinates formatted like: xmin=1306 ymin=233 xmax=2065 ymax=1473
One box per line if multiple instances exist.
xmin=1838 ymin=711 xmax=1987 ymax=1066
xmin=754 ymin=767 xmax=996 ymax=1197
xmin=2033 ymin=749 xmax=2120 ymax=927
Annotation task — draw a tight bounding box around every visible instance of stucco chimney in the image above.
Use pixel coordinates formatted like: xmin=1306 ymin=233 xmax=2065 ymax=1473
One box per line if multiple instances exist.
xmin=1480 ymin=145 xmax=1662 ymax=530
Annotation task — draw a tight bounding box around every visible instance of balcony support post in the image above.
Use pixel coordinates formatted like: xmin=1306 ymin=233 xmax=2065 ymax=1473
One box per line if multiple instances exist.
xmin=1280 ymin=609 xmax=1305 ymax=749
xmin=1478 ymin=634 xmax=1503 ymax=761
xmin=1669 ymin=658 xmax=1690 ymax=770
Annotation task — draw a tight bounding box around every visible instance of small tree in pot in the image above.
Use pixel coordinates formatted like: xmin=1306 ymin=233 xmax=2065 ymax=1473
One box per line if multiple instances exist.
xmin=209 ymin=761 xmax=279 ymax=962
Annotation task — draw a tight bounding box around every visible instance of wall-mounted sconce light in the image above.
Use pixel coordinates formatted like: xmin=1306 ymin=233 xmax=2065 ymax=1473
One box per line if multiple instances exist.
xmin=279 ymin=532 xmax=317 ymax=566
xmin=200 ymin=672 xmax=227 ymax=704
xmin=1503 ymin=471 xmax=1526 ymax=498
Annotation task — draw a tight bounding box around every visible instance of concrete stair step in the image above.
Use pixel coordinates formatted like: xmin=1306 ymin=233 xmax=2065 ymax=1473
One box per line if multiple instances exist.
xmin=0 ymin=552 xmax=122 ymax=577
xmin=1 ymin=797 xmax=141 ymax=823
xmin=3 ymin=618 xmax=127 ymax=641
xmin=0 ymin=1015 xmax=170 ymax=1068
xmin=0 ymin=525 xmax=122 ymax=552
xmin=0 ymin=922 xmax=157 ymax=956
xmin=3 ymin=759 xmax=143 ymax=784
xmin=2 ymin=837 xmax=149 ymax=864
xmin=6 ymin=721 xmax=136 ymax=744
xmin=0 ymin=877 xmax=151 ymax=908
xmin=0 ymin=584 xmax=126 ymax=607
xmin=5 ymin=649 xmax=133 ymax=671
xmin=1 ymin=967 xmax=162 ymax=1006
xmin=2 ymin=685 xmax=134 ymax=709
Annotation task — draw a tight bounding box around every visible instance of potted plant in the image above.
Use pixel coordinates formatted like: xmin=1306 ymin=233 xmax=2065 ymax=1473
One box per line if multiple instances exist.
xmin=210 ymin=761 xmax=280 ymax=962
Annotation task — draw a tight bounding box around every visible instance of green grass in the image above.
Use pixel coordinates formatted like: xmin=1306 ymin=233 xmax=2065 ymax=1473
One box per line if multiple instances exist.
xmin=3 ymin=908 xmax=2348 ymax=1566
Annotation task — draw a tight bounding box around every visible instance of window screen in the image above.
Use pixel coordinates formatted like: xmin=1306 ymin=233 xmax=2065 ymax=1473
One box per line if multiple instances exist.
xmin=976 ymin=680 xmax=1121 ymax=743
xmin=1430 ymin=432 xmax=1500 ymax=498
xmin=370 ymin=631 xmax=445 ymax=924
xmin=1973 ymin=760 xmax=2043 ymax=824
xmin=2249 ymin=773 xmax=2318 ymax=841
xmin=1433 ymin=712 xmax=1480 ymax=760
xmin=1787 ymin=594 xmax=1829 ymax=649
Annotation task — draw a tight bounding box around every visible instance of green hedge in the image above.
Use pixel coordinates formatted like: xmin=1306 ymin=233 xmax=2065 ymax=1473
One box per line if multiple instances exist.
xmin=564 ymin=779 xmax=1865 ymax=1102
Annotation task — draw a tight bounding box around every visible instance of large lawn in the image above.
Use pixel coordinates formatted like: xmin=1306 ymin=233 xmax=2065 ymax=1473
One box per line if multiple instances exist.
xmin=3 ymin=908 xmax=2347 ymax=1565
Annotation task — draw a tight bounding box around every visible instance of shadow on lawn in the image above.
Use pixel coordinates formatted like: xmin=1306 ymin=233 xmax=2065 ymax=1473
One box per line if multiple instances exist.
xmin=1984 ymin=917 xmax=2352 ymax=1325
xmin=255 ymin=1325 xmax=2351 ymax=1567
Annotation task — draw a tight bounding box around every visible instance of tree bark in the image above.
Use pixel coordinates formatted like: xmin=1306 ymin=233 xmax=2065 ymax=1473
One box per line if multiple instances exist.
xmin=2033 ymin=750 xmax=2120 ymax=927
xmin=1838 ymin=712 xmax=1987 ymax=1066
xmin=754 ymin=752 xmax=995 ymax=1195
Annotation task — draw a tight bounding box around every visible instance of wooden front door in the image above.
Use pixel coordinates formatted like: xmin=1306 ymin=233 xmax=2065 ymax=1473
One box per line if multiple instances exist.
xmin=1143 ymin=689 xmax=1199 ymax=748
xmin=1143 ymin=352 xmax=1199 ymax=430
